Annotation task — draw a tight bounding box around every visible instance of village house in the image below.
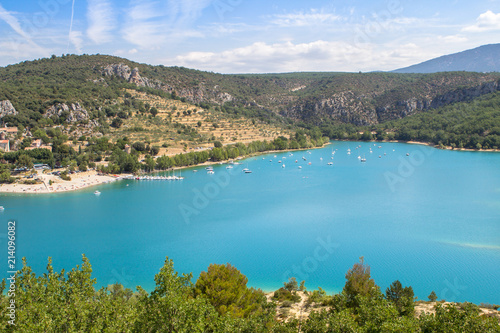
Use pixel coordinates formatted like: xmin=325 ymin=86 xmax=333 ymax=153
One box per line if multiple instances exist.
xmin=32 ymin=138 xmax=42 ymax=148
xmin=0 ymin=126 xmax=18 ymax=137
xmin=23 ymin=137 xmax=52 ymax=152
xmin=0 ymin=139 xmax=9 ymax=152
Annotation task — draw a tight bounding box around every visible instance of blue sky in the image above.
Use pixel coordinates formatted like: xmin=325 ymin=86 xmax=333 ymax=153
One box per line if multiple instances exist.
xmin=0 ymin=0 xmax=499 ymax=73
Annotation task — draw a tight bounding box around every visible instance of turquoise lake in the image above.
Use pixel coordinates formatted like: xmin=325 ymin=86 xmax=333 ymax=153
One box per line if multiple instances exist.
xmin=1 ymin=141 xmax=499 ymax=304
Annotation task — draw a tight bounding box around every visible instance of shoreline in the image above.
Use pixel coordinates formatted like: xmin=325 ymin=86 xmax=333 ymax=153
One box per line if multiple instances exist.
xmin=2 ymin=138 xmax=497 ymax=195
xmin=404 ymin=140 xmax=500 ymax=152
xmin=168 ymin=143 xmax=331 ymax=172
xmin=333 ymin=138 xmax=500 ymax=152
xmin=0 ymin=170 xmax=131 ymax=195
xmin=0 ymin=144 xmax=328 ymax=195
xmin=350 ymin=138 xmax=500 ymax=152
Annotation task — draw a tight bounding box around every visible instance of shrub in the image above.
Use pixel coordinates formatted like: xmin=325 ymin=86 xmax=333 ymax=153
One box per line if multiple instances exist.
xmin=194 ymin=263 xmax=269 ymax=319
xmin=132 ymin=141 xmax=146 ymax=152
xmin=60 ymin=171 xmax=71 ymax=181
xmin=272 ymin=287 xmax=301 ymax=303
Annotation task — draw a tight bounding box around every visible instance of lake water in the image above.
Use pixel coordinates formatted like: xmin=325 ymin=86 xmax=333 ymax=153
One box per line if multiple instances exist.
xmin=1 ymin=141 xmax=499 ymax=304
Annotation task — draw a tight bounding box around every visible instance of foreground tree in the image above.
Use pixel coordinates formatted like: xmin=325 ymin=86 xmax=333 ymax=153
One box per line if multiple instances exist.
xmin=134 ymin=257 xmax=221 ymax=332
xmin=428 ymin=290 xmax=438 ymax=302
xmin=342 ymin=257 xmax=379 ymax=309
xmin=385 ymin=280 xmax=415 ymax=316
xmin=194 ymin=263 xmax=272 ymax=319
xmin=2 ymin=256 xmax=137 ymax=332
xmin=16 ymin=153 xmax=33 ymax=170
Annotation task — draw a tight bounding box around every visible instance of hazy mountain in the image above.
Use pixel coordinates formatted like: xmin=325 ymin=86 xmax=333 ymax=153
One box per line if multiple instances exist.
xmin=393 ymin=44 xmax=500 ymax=73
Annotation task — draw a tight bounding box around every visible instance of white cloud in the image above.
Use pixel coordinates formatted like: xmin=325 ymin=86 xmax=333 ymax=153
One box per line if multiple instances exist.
xmin=122 ymin=0 xmax=167 ymax=48
xmin=165 ymin=40 xmax=381 ymax=73
xmin=0 ymin=4 xmax=51 ymax=61
xmin=69 ymin=30 xmax=83 ymax=52
xmin=162 ymin=38 xmax=457 ymax=74
xmin=0 ymin=4 xmax=39 ymax=47
xmin=122 ymin=0 xmax=210 ymax=49
xmin=271 ymin=10 xmax=341 ymax=27
xmin=463 ymin=10 xmax=500 ymax=32
xmin=166 ymin=0 xmax=212 ymax=27
xmin=437 ymin=34 xmax=468 ymax=44
xmin=0 ymin=39 xmax=47 ymax=63
xmin=87 ymin=0 xmax=116 ymax=44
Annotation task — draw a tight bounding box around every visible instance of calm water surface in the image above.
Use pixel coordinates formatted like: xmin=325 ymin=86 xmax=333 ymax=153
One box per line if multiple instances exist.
xmin=1 ymin=141 xmax=499 ymax=304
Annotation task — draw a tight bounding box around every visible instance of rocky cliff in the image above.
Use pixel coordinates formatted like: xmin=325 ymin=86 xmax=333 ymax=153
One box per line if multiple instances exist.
xmin=102 ymin=63 xmax=236 ymax=105
xmin=101 ymin=62 xmax=500 ymax=126
xmin=44 ymin=103 xmax=98 ymax=127
xmin=281 ymin=79 xmax=500 ymax=125
xmin=0 ymin=100 xmax=18 ymax=118
xmin=103 ymin=63 xmax=165 ymax=90
xmin=283 ymin=92 xmax=377 ymax=126
xmin=375 ymin=80 xmax=500 ymax=123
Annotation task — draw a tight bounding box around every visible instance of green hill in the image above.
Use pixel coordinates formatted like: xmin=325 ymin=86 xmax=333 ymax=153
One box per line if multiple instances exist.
xmin=1 ymin=54 xmax=500 ymax=152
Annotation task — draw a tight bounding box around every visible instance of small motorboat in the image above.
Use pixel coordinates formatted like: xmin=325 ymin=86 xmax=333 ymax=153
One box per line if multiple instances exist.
xmin=94 ymin=191 xmax=101 ymax=196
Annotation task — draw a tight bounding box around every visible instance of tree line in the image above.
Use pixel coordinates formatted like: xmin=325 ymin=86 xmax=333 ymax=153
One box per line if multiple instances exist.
xmin=0 ymin=133 xmax=328 ymax=182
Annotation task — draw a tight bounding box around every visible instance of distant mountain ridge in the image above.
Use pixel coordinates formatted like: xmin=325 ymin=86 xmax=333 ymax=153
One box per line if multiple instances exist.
xmin=393 ymin=44 xmax=500 ymax=73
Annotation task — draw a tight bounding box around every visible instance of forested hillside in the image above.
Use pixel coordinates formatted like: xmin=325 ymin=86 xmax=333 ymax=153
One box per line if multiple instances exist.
xmin=376 ymin=91 xmax=500 ymax=149
xmin=1 ymin=53 xmax=500 ymax=171
xmin=1 ymin=54 xmax=499 ymax=129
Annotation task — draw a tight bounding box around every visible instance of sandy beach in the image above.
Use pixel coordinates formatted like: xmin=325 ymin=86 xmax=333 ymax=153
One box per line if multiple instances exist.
xmin=0 ymin=170 xmax=126 ymax=194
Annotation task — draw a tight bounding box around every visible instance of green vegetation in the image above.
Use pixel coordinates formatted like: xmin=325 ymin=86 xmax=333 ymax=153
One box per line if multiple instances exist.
xmin=1 ymin=256 xmax=498 ymax=332
xmin=96 ymin=137 xmax=326 ymax=175
xmin=1 ymin=54 xmax=499 ymax=183
xmin=272 ymin=277 xmax=302 ymax=303
xmin=375 ymin=91 xmax=500 ymax=149
xmin=194 ymin=263 xmax=272 ymax=319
